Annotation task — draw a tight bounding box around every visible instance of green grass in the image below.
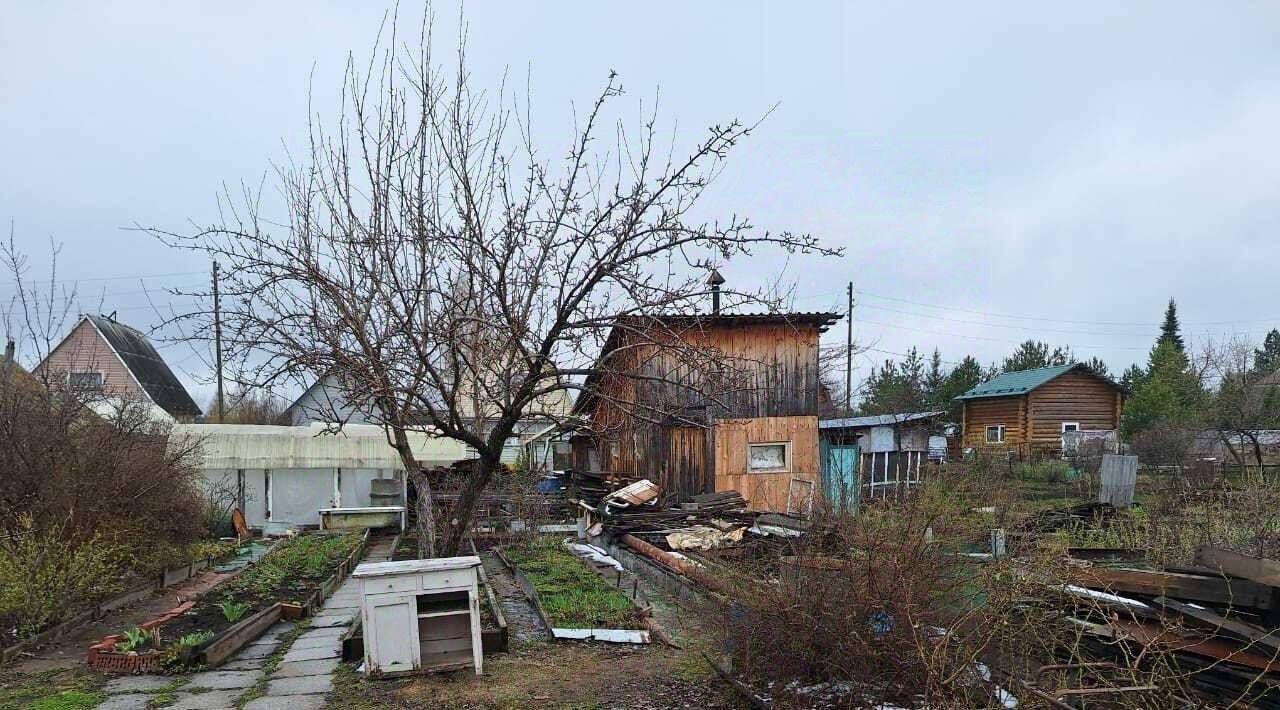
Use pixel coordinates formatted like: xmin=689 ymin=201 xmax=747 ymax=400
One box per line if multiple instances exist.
xmin=0 ymin=669 xmax=106 ymax=710
xmin=503 ymin=537 xmax=642 ymax=630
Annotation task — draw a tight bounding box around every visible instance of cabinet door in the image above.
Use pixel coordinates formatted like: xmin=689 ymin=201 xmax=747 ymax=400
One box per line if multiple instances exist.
xmin=368 ymin=599 xmax=417 ymax=674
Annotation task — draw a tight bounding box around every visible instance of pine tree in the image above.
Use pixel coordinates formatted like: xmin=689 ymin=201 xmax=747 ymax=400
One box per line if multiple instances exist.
xmin=938 ymin=355 xmax=984 ymax=420
xmin=1120 ymin=336 xmax=1203 ymax=438
xmin=1002 ymin=340 xmax=1071 ymax=372
xmin=1254 ymin=329 xmax=1280 ymax=375
xmin=1160 ymin=298 xmax=1185 ymax=352
xmin=1082 ymin=356 xmax=1110 ymax=379
xmin=1120 ymin=364 xmax=1145 ymax=392
xmin=923 ymin=349 xmax=946 ymax=407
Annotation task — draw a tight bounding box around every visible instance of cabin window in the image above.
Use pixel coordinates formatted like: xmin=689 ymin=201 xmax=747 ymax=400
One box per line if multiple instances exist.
xmin=1061 ymin=422 xmax=1080 ymax=433
xmin=68 ymin=371 xmax=104 ymax=391
xmin=748 ymin=442 xmax=790 ymax=473
xmin=985 ymin=425 xmax=1005 ymax=444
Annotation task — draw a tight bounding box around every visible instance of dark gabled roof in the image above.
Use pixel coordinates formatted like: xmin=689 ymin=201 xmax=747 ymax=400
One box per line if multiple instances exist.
xmin=571 ymin=311 xmax=841 ymax=416
xmin=85 ymin=315 xmax=202 ymax=418
xmin=820 ymin=411 xmax=945 ymax=430
xmin=956 ymin=363 xmax=1123 ymax=401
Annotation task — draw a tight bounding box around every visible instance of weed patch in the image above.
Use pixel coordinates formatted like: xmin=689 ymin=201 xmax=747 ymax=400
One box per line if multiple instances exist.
xmin=503 ymin=537 xmax=641 ymax=629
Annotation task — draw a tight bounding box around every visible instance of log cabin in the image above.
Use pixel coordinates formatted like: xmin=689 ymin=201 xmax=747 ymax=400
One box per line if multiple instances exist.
xmin=571 ymin=309 xmax=840 ymax=513
xmin=956 ymin=363 xmax=1124 ymax=456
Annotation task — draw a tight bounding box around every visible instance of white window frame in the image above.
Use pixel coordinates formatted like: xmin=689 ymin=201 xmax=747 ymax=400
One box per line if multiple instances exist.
xmin=1061 ymin=422 xmax=1080 ymax=433
xmin=747 ymin=441 xmax=792 ymax=473
xmin=67 ymin=370 xmax=105 ymax=392
xmin=985 ymin=425 xmax=1005 ymax=444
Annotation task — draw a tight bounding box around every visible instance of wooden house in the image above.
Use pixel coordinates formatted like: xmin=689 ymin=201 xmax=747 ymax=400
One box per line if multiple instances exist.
xmin=956 ymin=364 xmax=1124 ymax=455
xmin=571 ymin=310 xmax=840 ymax=513
xmin=34 ymin=313 xmax=201 ymax=422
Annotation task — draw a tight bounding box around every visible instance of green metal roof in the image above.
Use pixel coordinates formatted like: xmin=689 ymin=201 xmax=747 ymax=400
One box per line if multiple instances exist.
xmin=956 ymin=364 xmax=1080 ymax=400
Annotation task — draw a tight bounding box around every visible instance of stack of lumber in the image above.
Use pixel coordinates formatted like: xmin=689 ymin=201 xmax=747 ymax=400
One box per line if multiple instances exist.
xmin=1059 ymin=545 xmax=1280 ymax=707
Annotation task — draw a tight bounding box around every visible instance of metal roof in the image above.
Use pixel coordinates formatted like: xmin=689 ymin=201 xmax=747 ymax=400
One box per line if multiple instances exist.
xmin=169 ymin=422 xmax=470 ymax=470
xmin=820 ymin=411 xmax=944 ymax=430
xmin=87 ymin=315 xmax=202 ymax=417
xmin=955 ymin=363 xmax=1123 ymax=400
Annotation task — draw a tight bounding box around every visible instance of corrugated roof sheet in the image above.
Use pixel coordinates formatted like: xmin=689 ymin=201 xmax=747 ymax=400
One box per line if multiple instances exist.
xmin=88 ymin=315 xmax=201 ymax=417
xmin=169 ymin=422 xmax=470 ymax=470
xmin=956 ymin=363 xmax=1102 ymax=400
xmin=819 ymin=411 xmax=944 ymax=429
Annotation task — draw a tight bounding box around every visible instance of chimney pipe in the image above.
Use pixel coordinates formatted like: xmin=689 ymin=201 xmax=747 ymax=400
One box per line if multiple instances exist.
xmin=2 ymin=340 xmax=14 ymax=381
xmin=707 ymin=268 xmax=725 ymax=316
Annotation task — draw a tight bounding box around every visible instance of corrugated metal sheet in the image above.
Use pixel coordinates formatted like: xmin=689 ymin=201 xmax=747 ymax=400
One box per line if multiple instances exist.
xmin=170 ymin=423 xmax=469 ymax=470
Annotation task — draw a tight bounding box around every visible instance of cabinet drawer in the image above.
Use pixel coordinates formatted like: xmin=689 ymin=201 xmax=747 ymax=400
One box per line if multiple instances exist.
xmin=364 ymin=576 xmax=421 ymax=595
xmin=421 ymin=570 xmax=474 ymax=589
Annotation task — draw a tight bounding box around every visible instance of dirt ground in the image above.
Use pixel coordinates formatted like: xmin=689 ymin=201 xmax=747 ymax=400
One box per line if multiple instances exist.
xmin=327 ymin=550 xmax=747 ymax=710
xmin=9 ymin=568 xmax=231 ymax=674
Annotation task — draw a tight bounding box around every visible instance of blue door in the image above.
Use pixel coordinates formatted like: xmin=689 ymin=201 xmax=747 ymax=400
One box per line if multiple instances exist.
xmin=822 ymin=442 xmax=860 ymax=511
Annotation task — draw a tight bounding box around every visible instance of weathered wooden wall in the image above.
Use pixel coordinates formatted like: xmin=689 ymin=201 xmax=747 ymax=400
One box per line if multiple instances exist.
xmin=1026 ymin=371 xmax=1123 ymax=447
xmin=961 ymin=396 xmax=1025 ymax=449
xmin=713 ymin=416 xmax=820 ymax=512
xmin=583 ymin=320 xmax=825 ymax=504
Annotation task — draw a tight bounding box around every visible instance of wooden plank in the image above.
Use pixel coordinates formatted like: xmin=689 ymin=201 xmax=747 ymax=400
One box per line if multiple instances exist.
xmin=1076 ymin=568 xmax=1274 ymax=609
xmin=1098 ymin=455 xmax=1137 ymax=508
xmin=1194 ymin=547 xmax=1280 ymax=587
xmin=203 ymin=603 xmax=283 ymax=667
xmin=1153 ymin=595 xmax=1280 ymax=652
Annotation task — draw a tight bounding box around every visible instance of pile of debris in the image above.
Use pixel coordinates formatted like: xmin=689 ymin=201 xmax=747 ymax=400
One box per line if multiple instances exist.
xmin=558 ymin=469 xmax=803 ymax=553
xmin=1047 ymin=545 xmax=1280 ymax=707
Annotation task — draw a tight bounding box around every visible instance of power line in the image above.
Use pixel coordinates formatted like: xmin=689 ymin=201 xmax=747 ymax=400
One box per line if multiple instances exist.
xmin=0 ymin=270 xmax=205 ymax=288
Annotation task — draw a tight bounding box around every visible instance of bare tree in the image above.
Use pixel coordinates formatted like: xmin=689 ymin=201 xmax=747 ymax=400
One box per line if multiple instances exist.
xmin=147 ymin=15 xmax=839 ymax=556
xmin=1205 ymin=336 xmax=1280 ymax=474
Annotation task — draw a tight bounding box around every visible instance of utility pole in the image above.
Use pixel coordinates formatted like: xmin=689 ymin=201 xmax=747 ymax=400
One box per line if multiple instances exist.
xmin=845 ymin=281 xmax=853 ymax=414
xmin=213 ymin=260 xmax=225 ymax=422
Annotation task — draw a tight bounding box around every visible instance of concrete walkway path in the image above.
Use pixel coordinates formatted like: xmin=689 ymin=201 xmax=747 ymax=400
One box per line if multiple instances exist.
xmin=95 ymin=534 xmax=395 ymax=709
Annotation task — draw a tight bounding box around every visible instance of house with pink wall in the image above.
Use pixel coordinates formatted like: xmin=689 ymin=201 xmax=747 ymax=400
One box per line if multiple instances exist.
xmin=34 ymin=314 xmax=201 ymax=421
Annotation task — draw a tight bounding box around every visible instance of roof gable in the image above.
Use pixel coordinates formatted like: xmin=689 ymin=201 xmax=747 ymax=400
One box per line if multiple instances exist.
xmin=84 ymin=316 xmax=202 ymax=418
xmin=956 ymin=363 xmax=1120 ymax=401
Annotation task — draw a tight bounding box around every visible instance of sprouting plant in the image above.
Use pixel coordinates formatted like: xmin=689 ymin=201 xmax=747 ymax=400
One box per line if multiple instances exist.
xmin=219 ymin=600 xmax=252 ymax=623
xmin=176 ymin=630 xmax=215 ymax=648
xmin=117 ymin=626 xmax=156 ymax=653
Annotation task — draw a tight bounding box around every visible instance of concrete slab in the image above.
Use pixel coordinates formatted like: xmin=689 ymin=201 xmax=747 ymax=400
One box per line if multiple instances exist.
xmin=96 ymin=693 xmax=151 ymax=710
xmin=232 ymin=643 xmax=278 ymax=660
xmin=242 ymin=694 xmax=329 ymax=710
xmin=167 ymin=689 xmax=244 ymax=709
xmin=281 ymin=644 xmax=341 ymax=662
xmin=104 ymin=676 xmax=176 ymax=693
xmin=186 ymin=669 xmax=259 ymax=690
xmin=287 ymin=634 xmax=342 ymax=651
xmin=307 ymin=614 xmax=353 ymax=628
xmin=219 ymin=657 xmax=267 ymax=671
xmin=271 ymin=657 xmax=341 ymax=678
xmin=264 ymin=673 xmax=334 ymax=696
xmin=297 ymin=625 xmax=347 ymax=639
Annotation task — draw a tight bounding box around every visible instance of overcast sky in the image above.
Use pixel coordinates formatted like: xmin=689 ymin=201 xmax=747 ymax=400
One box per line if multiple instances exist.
xmin=3 ymin=2 xmax=1279 ymax=405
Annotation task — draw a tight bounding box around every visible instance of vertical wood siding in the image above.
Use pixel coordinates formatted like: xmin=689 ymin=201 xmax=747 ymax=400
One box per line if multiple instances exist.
xmin=713 ymin=416 xmax=820 ymax=511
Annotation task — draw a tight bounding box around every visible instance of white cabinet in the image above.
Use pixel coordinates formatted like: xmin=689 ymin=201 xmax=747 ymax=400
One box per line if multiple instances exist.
xmin=352 ymin=556 xmax=483 ymax=676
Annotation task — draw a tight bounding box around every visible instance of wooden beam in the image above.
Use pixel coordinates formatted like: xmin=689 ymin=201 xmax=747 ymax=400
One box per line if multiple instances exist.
xmin=1076 ymin=568 xmax=1274 ymax=609
xmin=1194 ymin=546 xmax=1280 ymax=587
xmin=1153 ymin=596 xmax=1280 ymax=652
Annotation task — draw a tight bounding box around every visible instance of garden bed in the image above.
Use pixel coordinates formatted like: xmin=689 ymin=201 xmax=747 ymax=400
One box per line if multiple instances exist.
xmin=498 ymin=537 xmax=650 ymax=643
xmin=88 ymin=531 xmax=365 ymax=672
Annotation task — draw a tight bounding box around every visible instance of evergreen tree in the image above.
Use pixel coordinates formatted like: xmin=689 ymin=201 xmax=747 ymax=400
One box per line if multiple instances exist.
xmin=1002 ymin=340 xmax=1071 ymax=372
xmin=1160 ymin=298 xmax=1185 ymax=352
xmin=923 ymin=349 xmax=946 ymax=406
xmin=1082 ymin=356 xmax=1110 ymax=379
xmin=937 ymin=355 xmax=984 ymax=420
xmin=1120 ymin=338 xmax=1203 ymax=438
xmin=1120 ymin=363 xmax=1145 ymax=392
xmin=857 ymin=357 xmax=925 ymax=415
xmin=1254 ymin=329 xmax=1280 ymax=375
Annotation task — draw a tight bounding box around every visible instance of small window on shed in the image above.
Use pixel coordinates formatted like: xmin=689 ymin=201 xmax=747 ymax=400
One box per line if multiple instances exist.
xmin=68 ymin=371 xmax=104 ymax=391
xmin=1061 ymin=422 xmax=1080 ymax=433
xmin=985 ymin=425 xmax=1005 ymax=444
xmin=748 ymin=442 xmax=790 ymax=473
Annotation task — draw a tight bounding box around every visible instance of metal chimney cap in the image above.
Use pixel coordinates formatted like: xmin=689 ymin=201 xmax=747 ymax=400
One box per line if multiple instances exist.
xmin=706 ymin=268 xmax=725 ymax=286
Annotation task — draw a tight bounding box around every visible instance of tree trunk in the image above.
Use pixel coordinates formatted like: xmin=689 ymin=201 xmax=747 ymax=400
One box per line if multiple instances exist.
xmin=409 ymin=469 xmax=437 ymax=558
xmin=439 ymin=457 xmax=499 ymax=557
xmin=389 ymin=425 xmax=435 ymax=558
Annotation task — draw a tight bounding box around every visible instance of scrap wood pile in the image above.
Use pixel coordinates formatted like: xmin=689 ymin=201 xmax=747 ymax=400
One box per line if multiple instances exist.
xmin=1043 ymin=545 xmax=1280 ymax=707
xmin=558 ymin=469 xmax=803 ymax=553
